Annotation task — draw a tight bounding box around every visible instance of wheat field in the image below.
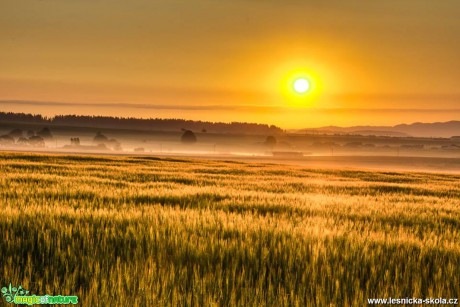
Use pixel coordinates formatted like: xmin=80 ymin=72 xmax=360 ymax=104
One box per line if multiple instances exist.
xmin=0 ymin=152 xmax=459 ymax=306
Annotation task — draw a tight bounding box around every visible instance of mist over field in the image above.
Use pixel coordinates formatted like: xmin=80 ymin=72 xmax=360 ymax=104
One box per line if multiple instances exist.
xmin=2 ymin=112 xmax=460 ymax=166
xmin=1 ymin=115 xmax=460 ymax=305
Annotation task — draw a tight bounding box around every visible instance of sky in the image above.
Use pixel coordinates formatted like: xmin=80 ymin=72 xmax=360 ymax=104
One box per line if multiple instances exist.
xmin=1 ymin=0 xmax=459 ymax=128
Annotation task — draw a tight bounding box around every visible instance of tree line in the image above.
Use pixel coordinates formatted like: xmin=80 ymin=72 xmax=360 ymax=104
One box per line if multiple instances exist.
xmin=0 ymin=112 xmax=283 ymax=135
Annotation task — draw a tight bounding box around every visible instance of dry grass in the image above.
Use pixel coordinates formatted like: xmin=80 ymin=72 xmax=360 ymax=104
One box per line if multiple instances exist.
xmin=1 ymin=152 xmax=459 ymax=306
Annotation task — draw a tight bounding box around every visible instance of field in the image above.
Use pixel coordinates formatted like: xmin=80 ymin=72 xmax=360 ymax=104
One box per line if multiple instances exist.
xmin=1 ymin=152 xmax=459 ymax=306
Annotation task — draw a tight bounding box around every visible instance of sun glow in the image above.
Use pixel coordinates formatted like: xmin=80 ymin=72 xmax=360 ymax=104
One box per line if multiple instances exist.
xmin=278 ymin=68 xmax=322 ymax=107
xmin=293 ymin=78 xmax=310 ymax=93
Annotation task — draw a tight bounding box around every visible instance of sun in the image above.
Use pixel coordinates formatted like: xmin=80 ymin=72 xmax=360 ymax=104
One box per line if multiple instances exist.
xmin=293 ymin=78 xmax=310 ymax=94
xmin=272 ymin=66 xmax=322 ymax=107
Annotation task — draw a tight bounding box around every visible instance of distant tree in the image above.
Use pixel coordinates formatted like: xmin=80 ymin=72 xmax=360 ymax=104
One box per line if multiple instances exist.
xmin=27 ymin=130 xmax=35 ymax=137
xmin=8 ymin=129 xmax=23 ymax=140
xmin=70 ymin=138 xmax=80 ymax=146
xmin=17 ymin=137 xmax=29 ymax=145
xmin=0 ymin=135 xmax=15 ymax=145
xmin=107 ymin=138 xmax=121 ymax=151
xmin=264 ymin=136 xmax=277 ymax=148
xmin=93 ymin=132 xmax=108 ymax=144
xmin=28 ymin=136 xmax=45 ymax=147
xmin=37 ymin=127 xmax=53 ymax=139
xmin=96 ymin=143 xmax=108 ymax=150
xmin=0 ymin=111 xmax=285 ymax=135
xmin=181 ymin=130 xmax=197 ymax=144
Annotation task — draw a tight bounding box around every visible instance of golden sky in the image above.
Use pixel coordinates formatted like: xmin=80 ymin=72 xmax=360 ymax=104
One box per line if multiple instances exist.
xmin=1 ymin=0 xmax=460 ymax=128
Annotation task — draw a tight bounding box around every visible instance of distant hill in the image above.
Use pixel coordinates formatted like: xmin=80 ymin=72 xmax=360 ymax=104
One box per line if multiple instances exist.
xmin=295 ymin=121 xmax=460 ymax=138
xmin=0 ymin=112 xmax=283 ymax=135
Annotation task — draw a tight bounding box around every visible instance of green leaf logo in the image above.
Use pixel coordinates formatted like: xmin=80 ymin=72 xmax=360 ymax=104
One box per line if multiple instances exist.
xmin=1 ymin=284 xmax=30 ymax=304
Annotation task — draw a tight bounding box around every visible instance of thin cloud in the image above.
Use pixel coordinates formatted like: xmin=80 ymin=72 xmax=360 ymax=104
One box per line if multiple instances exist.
xmin=332 ymin=93 xmax=460 ymax=103
xmin=311 ymin=108 xmax=460 ymax=114
xmin=2 ymin=100 xmax=460 ymax=114
xmin=0 ymin=100 xmax=238 ymax=111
